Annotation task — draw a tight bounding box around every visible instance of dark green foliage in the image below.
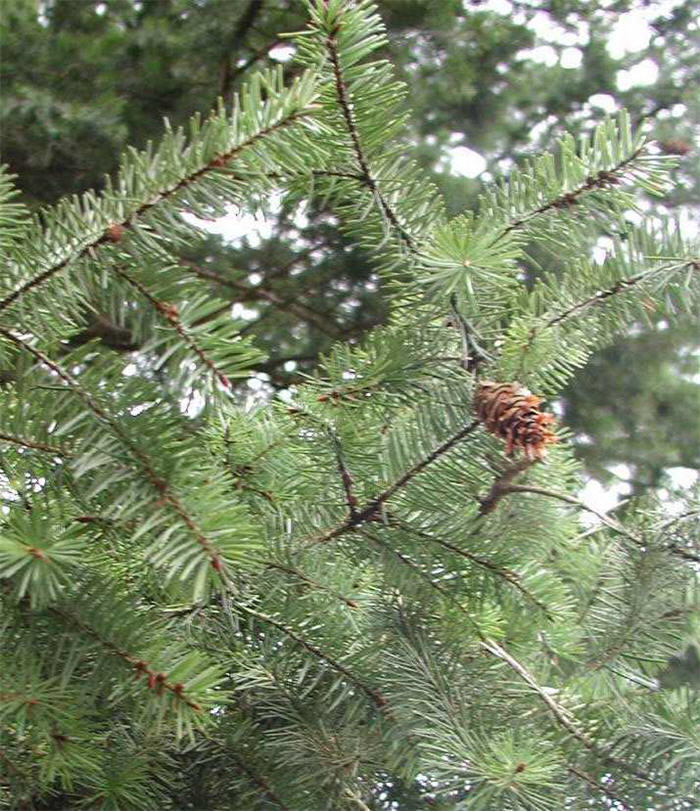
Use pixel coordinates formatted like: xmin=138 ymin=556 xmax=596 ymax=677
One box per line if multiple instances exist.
xmin=0 ymin=2 xmax=699 ymax=809
xmin=2 ymin=0 xmax=698 ymax=492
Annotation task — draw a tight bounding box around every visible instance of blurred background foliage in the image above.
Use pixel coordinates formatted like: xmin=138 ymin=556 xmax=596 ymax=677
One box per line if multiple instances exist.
xmin=1 ymin=0 xmax=698 ymax=496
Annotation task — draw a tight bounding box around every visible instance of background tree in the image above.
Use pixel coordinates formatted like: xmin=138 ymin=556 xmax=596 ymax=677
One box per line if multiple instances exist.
xmin=1 ymin=0 xmax=698 ymax=492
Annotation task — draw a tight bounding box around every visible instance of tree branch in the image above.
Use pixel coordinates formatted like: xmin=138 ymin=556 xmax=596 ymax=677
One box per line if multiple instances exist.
xmin=362 ymin=528 xmax=486 ymax=641
xmin=448 ymin=292 xmax=492 ymax=372
xmin=180 ymin=259 xmax=345 ymax=339
xmin=0 ymin=327 xmax=227 ymax=573
xmin=113 ymin=266 xmax=232 ymax=389
xmin=264 ymin=561 xmax=358 ymax=609
xmin=0 ymin=432 xmax=68 ymax=457
xmin=498 ymin=484 xmax=700 ymax=563
xmin=54 ymin=608 xmax=203 ymax=712
xmin=325 ymin=23 xmax=417 ymax=252
xmin=543 ymin=260 xmax=699 ymax=331
xmin=482 ymin=638 xmax=696 ymax=804
xmin=389 ymin=517 xmax=553 ymax=619
xmin=230 ymin=750 xmax=290 ymax=811
xmin=328 ymin=428 xmax=359 ymax=518
xmin=567 ymin=764 xmax=630 ymax=808
xmin=482 ymin=639 xmax=597 ymax=746
xmin=65 ymin=312 xmax=141 ymax=353
xmin=226 ymin=38 xmax=285 ymax=90
xmin=232 ymin=600 xmax=386 ymax=708
xmin=501 ymin=146 xmax=645 ymax=236
xmin=314 ymin=419 xmax=481 ymax=544
xmin=477 ymin=459 xmax=535 ymax=515
xmin=0 ymin=746 xmax=23 ymax=778
xmin=219 ymin=1 xmax=267 ymax=104
xmin=0 ymin=109 xmax=314 ymax=315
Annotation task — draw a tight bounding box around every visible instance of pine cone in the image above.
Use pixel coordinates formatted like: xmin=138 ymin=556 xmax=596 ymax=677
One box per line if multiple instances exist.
xmin=475 ymin=380 xmax=557 ymax=461
xmin=105 ymin=223 xmax=125 ymax=242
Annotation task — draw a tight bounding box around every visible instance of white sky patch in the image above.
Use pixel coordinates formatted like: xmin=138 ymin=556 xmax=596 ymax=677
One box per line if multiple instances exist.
xmin=269 ymin=44 xmax=296 ymax=63
xmin=561 ymin=26 xmax=590 ymax=47
xmin=479 ymin=0 xmax=514 ymax=14
xmin=231 ymin=302 xmax=259 ymax=320
xmin=444 ymin=145 xmax=487 ymax=178
xmin=609 ymin=463 xmax=633 ymax=482
xmin=277 ymin=387 xmax=295 ymax=403
xmin=577 ymin=464 xmax=634 ymax=526
xmin=518 ymin=6 xmax=591 ymax=46
xmin=182 ymin=208 xmax=274 ymax=247
xmin=549 ymin=397 xmax=565 ymax=417
xmin=589 ymin=93 xmax=618 ymax=114
xmin=190 ymin=190 xmax=284 ymax=245
xmin=180 ymin=390 xmax=206 ymax=418
xmin=526 ymin=45 xmax=558 ymax=67
xmin=667 ymin=467 xmax=699 ymax=489
xmin=677 ymin=207 xmax=700 ymax=239
xmin=526 ymin=10 xmax=561 ymax=40
xmin=617 ymin=59 xmax=659 ymax=91
xmin=607 ymin=12 xmax=653 ymax=59
xmin=560 ymin=47 xmax=583 ymax=69
xmin=625 ymin=209 xmax=645 ymax=227
xmin=529 ymin=115 xmax=556 ymax=142
xmin=578 ymin=477 xmax=631 ymax=526
xmin=592 ymin=235 xmax=614 ymax=264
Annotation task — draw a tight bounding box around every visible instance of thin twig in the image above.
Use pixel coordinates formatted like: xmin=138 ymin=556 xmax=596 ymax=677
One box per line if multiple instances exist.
xmin=568 ymin=764 xmax=629 ymax=808
xmin=362 ymin=529 xmax=484 ymax=639
xmin=657 ymin=509 xmax=700 ymax=532
xmin=114 ymin=266 xmax=232 ymax=389
xmin=325 ymin=21 xmax=417 ymax=252
xmin=54 ymin=608 xmax=203 ymax=711
xmin=483 ymin=639 xmax=597 ymax=746
xmin=264 ymin=561 xmax=358 ymax=609
xmin=0 ymin=746 xmax=23 ymax=777
xmin=544 ymin=260 xmax=698 ymax=330
xmin=233 ymin=601 xmax=387 ymax=708
xmin=314 ymin=420 xmax=480 ymax=545
xmin=483 ymin=638 xmax=695 ymax=803
xmin=344 ymin=788 xmax=373 ymax=811
xmin=389 ymin=518 xmax=553 ymax=619
xmin=477 ymin=459 xmax=535 ymax=515
xmin=219 ymin=0 xmax=266 ymax=103
xmin=0 ymin=327 xmax=227 ymax=573
xmin=227 ymin=38 xmax=285 ymax=89
xmin=180 ymin=259 xmax=345 ymax=339
xmin=501 ymin=147 xmax=645 ymax=236
xmin=448 ymin=293 xmax=492 ymax=372
xmin=501 ymin=484 xmax=700 ymax=562
xmin=328 ymin=428 xmax=359 ymax=518
xmin=230 ymin=751 xmax=290 ymax=811
xmin=0 ymin=432 xmax=69 ymax=457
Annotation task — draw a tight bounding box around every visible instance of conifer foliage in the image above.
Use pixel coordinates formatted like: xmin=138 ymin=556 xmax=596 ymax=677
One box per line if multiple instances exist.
xmin=1 ymin=2 xmax=699 ymax=808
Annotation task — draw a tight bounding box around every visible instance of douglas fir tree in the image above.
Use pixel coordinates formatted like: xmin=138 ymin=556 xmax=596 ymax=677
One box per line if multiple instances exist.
xmin=0 ymin=2 xmax=698 ymax=809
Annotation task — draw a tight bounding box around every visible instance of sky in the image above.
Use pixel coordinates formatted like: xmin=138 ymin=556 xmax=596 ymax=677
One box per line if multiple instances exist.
xmin=446 ymin=0 xmax=667 ymax=177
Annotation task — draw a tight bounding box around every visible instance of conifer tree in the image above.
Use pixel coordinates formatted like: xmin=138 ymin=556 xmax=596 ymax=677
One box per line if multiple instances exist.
xmin=0 ymin=2 xmax=698 ymax=809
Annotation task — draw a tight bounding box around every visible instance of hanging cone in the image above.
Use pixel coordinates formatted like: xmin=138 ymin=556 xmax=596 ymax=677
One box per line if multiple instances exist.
xmin=475 ymin=380 xmax=557 ymax=461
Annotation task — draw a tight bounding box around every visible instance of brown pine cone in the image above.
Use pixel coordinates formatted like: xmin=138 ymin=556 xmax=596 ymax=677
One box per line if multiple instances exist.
xmin=475 ymin=380 xmax=557 ymax=461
